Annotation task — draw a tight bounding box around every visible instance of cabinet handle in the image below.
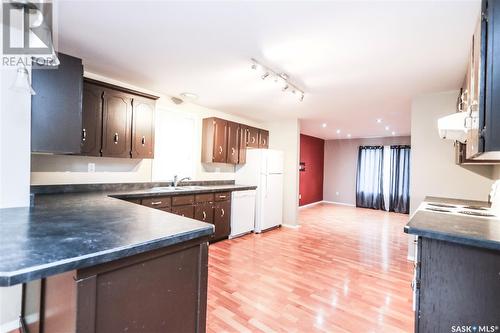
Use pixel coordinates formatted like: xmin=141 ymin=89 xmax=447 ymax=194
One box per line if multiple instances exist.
xmin=221 ymin=208 xmax=225 ymax=217
xmin=141 ymin=136 xmax=146 ymax=146
xmin=219 ymin=146 xmax=223 ymax=154
xmin=251 ymin=136 xmax=256 ymax=144
xmin=231 ymin=147 xmax=236 ymax=155
xmin=114 ymin=133 xmax=119 ymax=144
xmin=202 ymin=211 xmax=207 ymax=220
xmin=151 ymin=201 xmax=162 ymax=206
xmin=219 ymin=195 xmax=226 ymax=199
xmin=263 ymin=138 xmax=266 ymax=145
xmin=82 ymin=128 xmax=87 ymax=142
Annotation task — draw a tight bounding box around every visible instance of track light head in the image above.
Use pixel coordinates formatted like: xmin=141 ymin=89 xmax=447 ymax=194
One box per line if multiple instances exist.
xmin=261 ymin=72 xmax=270 ymax=80
xmin=282 ymin=85 xmax=289 ymax=91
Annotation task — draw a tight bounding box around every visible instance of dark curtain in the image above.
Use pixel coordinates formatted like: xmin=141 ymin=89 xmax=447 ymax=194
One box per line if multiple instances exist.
xmin=389 ymin=145 xmax=411 ymax=214
xmin=355 ymin=146 xmax=385 ymax=210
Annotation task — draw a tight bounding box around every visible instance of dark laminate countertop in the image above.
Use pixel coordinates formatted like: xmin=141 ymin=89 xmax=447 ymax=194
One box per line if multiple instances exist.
xmin=0 ymin=184 xmax=256 ymax=286
xmin=405 ymin=196 xmax=500 ymax=251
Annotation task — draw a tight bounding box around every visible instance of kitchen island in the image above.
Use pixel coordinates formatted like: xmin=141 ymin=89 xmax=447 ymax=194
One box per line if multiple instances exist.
xmin=0 ymin=182 xmax=255 ymax=333
xmin=405 ymin=197 xmax=500 ymax=333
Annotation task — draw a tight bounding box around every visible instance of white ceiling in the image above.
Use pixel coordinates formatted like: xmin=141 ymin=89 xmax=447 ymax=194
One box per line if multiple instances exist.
xmin=56 ymin=0 xmax=480 ymax=140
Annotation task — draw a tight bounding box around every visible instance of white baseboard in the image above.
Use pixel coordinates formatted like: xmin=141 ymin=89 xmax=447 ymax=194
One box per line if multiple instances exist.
xmin=0 ymin=318 xmax=19 ymax=333
xmin=298 ymin=201 xmax=323 ymax=209
xmin=322 ymin=200 xmax=355 ymax=207
xmin=281 ymin=223 xmax=300 ymax=229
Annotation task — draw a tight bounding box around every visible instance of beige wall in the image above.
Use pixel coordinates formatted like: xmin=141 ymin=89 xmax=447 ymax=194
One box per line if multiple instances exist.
xmin=408 ymin=90 xmax=499 ymax=259
xmin=30 ymin=71 xmax=265 ymax=185
xmin=410 ymin=90 xmax=496 ymax=214
xmin=323 ymin=136 xmax=411 ymax=205
xmin=266 ymin=119 xmax=300 ymax=226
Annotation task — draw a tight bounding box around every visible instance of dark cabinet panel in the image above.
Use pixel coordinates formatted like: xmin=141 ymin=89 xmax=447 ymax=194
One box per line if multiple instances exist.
xmin=101 ymin=90 xmax=132 ymax=158
xmin=238 ymin=125 xmax=248 ymax=164
xmin=171 ymin=205 xmax=194 ymax=218
xmin=258 ymin=129 xmax=269 ymax=149
xmin=31 ymin=53 xmax=83 ymax=154
xmin=172 ymin=195 xmax=195 ymax=207
xmin=247 ymin=127 xmax=260 ymax=148
xmin=213 ymin=118 xmax=227 ymax=163
xmin=213 ymin=200 xmax=231 ymax=241
xmin=81 ymin=83 xmax=103 ymax=156
xmin=131 ymin=97 xmax=156 ymax=159
xmin=142 ymin=196 xmax=171 ymax=209
xmin=226 ymin=121 xmax=239 ymax=164
xmin=194 ymin=203 xmax=214 ymax=224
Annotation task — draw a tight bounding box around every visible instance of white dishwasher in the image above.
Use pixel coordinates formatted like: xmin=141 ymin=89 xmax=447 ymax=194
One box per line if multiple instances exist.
xmin=230 ymin=190 xmax=256 ymax=238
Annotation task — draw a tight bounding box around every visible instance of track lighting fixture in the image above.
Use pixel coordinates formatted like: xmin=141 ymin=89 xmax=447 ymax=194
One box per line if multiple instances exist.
xmin=251 ymin=58 xmax=305 ymax=102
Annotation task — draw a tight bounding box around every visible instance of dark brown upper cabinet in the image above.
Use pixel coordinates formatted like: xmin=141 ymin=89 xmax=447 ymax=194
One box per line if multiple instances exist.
xmin=81 ymin=82 xmax=103 ymax=156
xmin=226 ymin=121 xmax=240 ymax=164
xmin=202 ymin=117 xmax=227 ymax=163
xmin=202 ymin=117 xmax=268 ymax=164
xmin=247 ymin=127 xmax=260 ymax=148
xmin=238 ymin=125 xmax=248 ymax=164
xmin=81 ymin=78 xmax=158 ymax=159
xmin=31 ymin=53 xmax=83 ymax=154
xmin=258 ymin=129 xmax=269 ymax=149
xmin=131 ymin=97 xmax=156 ymax=159
xmin=101 ymin=89 xmax=133 ymax=158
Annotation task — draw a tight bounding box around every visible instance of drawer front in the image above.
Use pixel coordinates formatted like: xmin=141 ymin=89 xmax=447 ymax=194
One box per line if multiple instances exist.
xmin=172 ymin=195 xmax=195 ymax=206
xmin=195 ymin=193 xmax=214 ymax=203
xmin=194 ymin=203 xmax=214 ymax=223
xmin=214 ymin=192 xmax=230 ymax=202
xmin=171 ymin=205 xmax=194 ymax=218
xmin=142 ymin=197 xmax=171 ymax=209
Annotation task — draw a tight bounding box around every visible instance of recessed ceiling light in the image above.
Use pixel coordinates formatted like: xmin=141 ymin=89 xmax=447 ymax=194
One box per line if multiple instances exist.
xmin=347 ymin=134 xmax=352 ymax=138
xmin=377 ymin=118 xmax=382 ymax=123
xmin=321 ymin=123 xmax=327 ymax=128
xmin=336 ymin=129 xmax=341 ymax=134
xmin=385 ymin=125 xmax=390 ymax=131
xmin=180 ymin=92 xmax=198 ymax=100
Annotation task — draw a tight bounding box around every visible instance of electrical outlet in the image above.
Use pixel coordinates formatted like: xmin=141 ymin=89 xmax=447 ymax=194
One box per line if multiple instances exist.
xmin=88 ymin=163 xmax=96 ymax=173
xmin=336 ymin=191 xmax=340 ymax=196
xmin=299 ymin=194 xmax=302 ymax=199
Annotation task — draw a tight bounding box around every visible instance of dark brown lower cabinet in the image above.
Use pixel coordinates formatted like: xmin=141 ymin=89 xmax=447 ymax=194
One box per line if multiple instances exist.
xmin=136 ymin=192 xmax=232 ymax=242
xmin=414 ymin=237 xmax=500 ymax=332
xmin=171 ymin=205 xmax=195 ymax=218
xmin=213 ymin=200 xmax=231 ymax=241
xmin=30 ymin=237 xmax=209 ymax=333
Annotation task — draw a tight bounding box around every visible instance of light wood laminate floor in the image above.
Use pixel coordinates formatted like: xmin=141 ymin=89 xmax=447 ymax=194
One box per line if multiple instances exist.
xmin=207 ymin=203 xmax=414 ymax=333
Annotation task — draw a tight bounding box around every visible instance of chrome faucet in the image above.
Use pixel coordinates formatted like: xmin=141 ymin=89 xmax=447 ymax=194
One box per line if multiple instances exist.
xmin=173 ymin=175 xmax=191 ymax=187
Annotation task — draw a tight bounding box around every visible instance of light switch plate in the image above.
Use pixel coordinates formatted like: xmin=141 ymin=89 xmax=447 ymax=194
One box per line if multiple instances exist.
xmin=88 ymin=163 xmax=96 ymax=173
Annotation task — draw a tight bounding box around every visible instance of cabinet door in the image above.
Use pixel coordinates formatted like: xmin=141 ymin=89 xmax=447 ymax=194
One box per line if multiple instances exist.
xmin=467 ymin=20 xmax=482 ymax=159
xmin=194 ymin=203 xmax=214 ymax=223
xmin=237 ymin=125 xmax=248 ymax=164
xmin=171 ymin=205 xmax=194 ymax=218
xmin=81 ymin=83 xmax=103 ymax=156
xmin=212 ymin=118 xmax=227 ymax=163
xmin=247 ymin=127 xmax=259 ymax=148
xmin=101 ymin=90 xmax=133 ymax=158
xmin=258 ymin=130 xmax=269 ymax=149
xmin=213 ymin=200 xmax=231 ymax=241
xmin=131 ymin=97 xmax=156 ymax=159
xmin=226 ymin=121 xmax=239 ymax=164
xmin=31 ymin=53 xmax=83 ymax=154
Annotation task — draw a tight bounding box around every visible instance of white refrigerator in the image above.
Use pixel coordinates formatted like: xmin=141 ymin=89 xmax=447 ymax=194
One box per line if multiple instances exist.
xmin=235 ymin=149 xmax=284 ymax=233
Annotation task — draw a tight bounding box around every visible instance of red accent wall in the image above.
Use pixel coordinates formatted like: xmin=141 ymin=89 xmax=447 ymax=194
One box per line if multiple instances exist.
xmin=299 ymin=134 xmax=325 ymax=206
